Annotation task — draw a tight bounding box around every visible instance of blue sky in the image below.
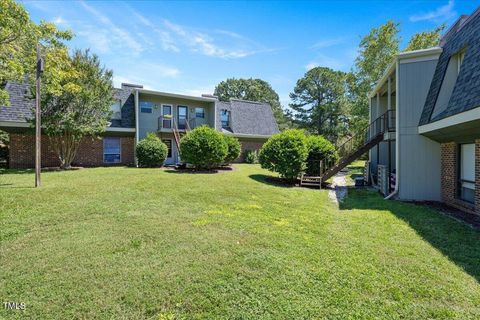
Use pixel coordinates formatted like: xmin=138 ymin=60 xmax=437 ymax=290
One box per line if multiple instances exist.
xmin=24 ymin=0 xmax=478 ymax=106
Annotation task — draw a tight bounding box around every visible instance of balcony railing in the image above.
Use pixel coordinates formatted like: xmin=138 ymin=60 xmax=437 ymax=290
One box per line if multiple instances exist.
xmin=158 ymin=116 xmax=197 ymax=131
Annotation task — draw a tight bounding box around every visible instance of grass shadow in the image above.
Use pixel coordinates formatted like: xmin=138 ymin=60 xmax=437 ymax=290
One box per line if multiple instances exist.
xmin=164 ymin=169 xmax=219 ymax=174
xmin=340 ymin=188 xmax=480 ymax=283
xmin=0 ymin=168 xmax=34 ymax=175
xmin=249 ymin=174 xmax=295 ymax=188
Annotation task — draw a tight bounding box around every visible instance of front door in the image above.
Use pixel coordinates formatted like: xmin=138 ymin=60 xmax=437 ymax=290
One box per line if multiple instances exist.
xmin=178 ymin=106 xmax=188 ymax=130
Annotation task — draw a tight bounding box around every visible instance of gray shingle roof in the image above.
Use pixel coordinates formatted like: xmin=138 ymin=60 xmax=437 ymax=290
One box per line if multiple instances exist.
xmin=0 ymin=82 xmax=137 ymax=128
xmin=419 ymin=7 xmax=480 ymax=125
xmin=215 ymin=99 xmax=279 ymax=136
xmin=0 ymin=82 xmax=34 ymax=122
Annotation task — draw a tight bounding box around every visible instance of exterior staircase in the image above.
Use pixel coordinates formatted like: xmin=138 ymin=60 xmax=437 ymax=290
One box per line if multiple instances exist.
xmin=300 ymin=110 xmax=395 ymax=187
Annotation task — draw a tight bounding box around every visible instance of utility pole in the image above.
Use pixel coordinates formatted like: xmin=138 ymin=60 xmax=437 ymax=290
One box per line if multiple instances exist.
xmin=35 ymin=44 xmax=43 ymax=188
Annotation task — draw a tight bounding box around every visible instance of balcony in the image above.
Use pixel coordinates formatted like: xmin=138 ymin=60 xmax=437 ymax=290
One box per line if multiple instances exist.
xmin=158 ymin=115 xmax=200 ymax=132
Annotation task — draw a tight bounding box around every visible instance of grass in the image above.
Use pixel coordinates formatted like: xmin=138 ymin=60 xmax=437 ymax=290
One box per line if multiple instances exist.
xmin=345 ymin=159 xmax=366 ymax=185
xmin=1 ymin=164 xmax=480 ymax=319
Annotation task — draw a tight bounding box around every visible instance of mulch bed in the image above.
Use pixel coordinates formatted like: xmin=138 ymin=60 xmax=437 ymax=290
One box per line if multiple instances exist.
xmin=164 ymin=165 xmax=236 ymax=174
xmin=405 ymin=200 xmax=480 ymax=230
xmin=41 ymin=167 xmax=83 ymax=172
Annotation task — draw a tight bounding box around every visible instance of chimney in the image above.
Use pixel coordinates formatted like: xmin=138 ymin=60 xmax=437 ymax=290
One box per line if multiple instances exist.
xmin=201 ymin=94 xmax=218 ymax=99
xmin=121 ymin=83 xmax=143 ymax=89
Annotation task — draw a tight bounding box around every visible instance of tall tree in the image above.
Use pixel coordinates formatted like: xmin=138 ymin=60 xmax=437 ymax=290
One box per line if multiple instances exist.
xmin=0 ymin=0 xmax=72 ymax=105
xmin=289 ymin=67 xmax=347 ymax=141
xmin=405 ymin=25 xmax=446 ymax=51
xmin=214 ymin=78 xmax=293 ymax=130
xmin=39 ymin=50 xmax=115 ymax=169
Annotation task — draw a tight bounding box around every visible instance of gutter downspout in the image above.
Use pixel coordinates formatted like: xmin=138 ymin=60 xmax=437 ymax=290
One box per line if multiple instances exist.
xmin=385 ymin=59 xmax=400 ymax=200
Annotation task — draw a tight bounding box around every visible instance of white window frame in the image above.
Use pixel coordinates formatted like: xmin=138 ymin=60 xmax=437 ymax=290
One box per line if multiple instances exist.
xmin=103 ymin=137 xmax=122 ymax=164
xmin=221 ymin=109 xmax=230 ymax=128
xmin=458 ymin=143 xmax=475 ymax=203
xmin=161 ymin=104 xmax=173 ymax=129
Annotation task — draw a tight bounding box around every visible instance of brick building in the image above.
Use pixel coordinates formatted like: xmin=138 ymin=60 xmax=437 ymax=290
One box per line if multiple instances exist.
xmin=0 ymin=82 xmax=278 ymax=168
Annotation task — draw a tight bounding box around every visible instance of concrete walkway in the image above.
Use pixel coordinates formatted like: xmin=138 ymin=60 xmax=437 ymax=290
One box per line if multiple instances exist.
xmin=328 ymin=170 xmax=348 ymax=204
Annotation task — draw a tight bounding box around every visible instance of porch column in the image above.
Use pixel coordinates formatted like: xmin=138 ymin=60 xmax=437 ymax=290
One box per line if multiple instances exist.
xmin=387 ymin=77 xmax=391 ymax=110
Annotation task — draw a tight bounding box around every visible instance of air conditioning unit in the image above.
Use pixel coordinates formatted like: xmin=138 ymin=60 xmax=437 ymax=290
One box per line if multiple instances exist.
xmin=377 ymin=165 xmax=389 ymax=196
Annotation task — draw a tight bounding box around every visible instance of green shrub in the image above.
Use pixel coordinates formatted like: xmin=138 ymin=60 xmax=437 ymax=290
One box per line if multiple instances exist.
xmin=259 ymin=129 xmax=308 ymax=181
xmin=244 ymin=150 xmax=258 ymax=164
xmin=223 ymin=135 xmax=241 ymax=164
xmin=180 ymin=126 xmax=228 ymax=169
xmin=136 ymin=133 xmax=168 ymax=167
xmin=305 ymin=135 xmax=338 ymax=176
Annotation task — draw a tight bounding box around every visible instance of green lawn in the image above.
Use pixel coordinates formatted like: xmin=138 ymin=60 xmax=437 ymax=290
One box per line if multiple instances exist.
xmin=1 ymin=165 xmax=480 ymax=319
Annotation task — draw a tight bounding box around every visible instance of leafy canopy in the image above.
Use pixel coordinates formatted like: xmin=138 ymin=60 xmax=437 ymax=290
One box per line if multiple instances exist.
xmin=0 ymin=0 xmax=72 ymax=105
xmin=290 ymin=67 xmax=348 ymax=141
xmin=39 ymin=49 xmax=115 ymax=168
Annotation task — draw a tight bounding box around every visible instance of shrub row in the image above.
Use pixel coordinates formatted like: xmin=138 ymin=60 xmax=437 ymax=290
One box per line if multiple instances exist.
xmin=136 ymin=127 xmax=242 ymax=169
xmin=259 ymin=129 xmax=337 ymax=181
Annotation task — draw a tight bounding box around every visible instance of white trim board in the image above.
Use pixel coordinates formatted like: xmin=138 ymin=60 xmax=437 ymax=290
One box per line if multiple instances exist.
xmin=0 ymin=121 xmax=29 ymax=128
xmin=418 ymin=107 xmax=480 ymax=134
xmin=105 ymin=127 xmax=135 ymax=133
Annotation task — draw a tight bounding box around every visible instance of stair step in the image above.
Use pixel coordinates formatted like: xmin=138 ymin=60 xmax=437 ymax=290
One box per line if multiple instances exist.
xmin=301 ymin=182 xmax=321 ymax=186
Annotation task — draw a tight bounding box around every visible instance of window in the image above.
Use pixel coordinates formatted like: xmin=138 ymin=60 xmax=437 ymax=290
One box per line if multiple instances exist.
xmin=177 ymin=105 xmax=188 ymax=130
xmin=110 ymin=100 xmax=122 ymax=120
xmin=103 ymin=137 xmax=121 ymax=163
xmin=195 ymin=107 xmax=205 ymax=118
xmin=162 ymin=105 xmax=172 ymax=129
xmin=140 ymin=101 xmax=153 ymax=113
xmin=221 ymin=109 xmax=230 ymax=128
xmin=458 ymin=143 xmax=475 ymax=203
xmin=162 ymin=139 xmax=172 ymax=158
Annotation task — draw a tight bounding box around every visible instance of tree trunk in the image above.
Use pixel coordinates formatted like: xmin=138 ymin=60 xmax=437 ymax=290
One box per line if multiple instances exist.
xmin=49 ymin=132 xmax=82 ymax=169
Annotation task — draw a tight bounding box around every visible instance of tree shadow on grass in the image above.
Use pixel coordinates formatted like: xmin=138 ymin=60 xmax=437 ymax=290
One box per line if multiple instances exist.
xmin=0 ymin=169 xmax=34 ymax=175
xmin=340 ymin=188 xmax=480 ymax=283
xmin=249 ymin=174 xmax=295 ymax=188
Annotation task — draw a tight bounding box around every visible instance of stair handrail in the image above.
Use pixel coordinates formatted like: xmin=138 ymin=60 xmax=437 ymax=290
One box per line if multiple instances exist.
xmin=316 ymin=109 xmax=395 ymax=178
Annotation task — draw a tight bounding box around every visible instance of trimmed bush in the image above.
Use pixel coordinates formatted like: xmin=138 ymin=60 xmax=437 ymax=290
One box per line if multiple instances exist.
xmin=223 ymin=135 xmax=241 ymax=164
xmin=305 ymin=135 xmax=338 ymax=176
xmin=244 ymin=150 xmax=258 ymax=164
xmin=259 ymin=129 xmax=308 ymax=181
xmin=136 ymin=133 xmax=168 ymax=167
xmin=180 ymin=126 xmax=228 ymax=169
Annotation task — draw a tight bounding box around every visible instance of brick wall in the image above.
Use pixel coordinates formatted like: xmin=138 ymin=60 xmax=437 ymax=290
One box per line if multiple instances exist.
xmin=236 ymin=138 xmax=266 ymax=162
xmin=9 ymin=133 xmax=134 ymax=169
xmin=441 ymin=142 xmax=457 ymax=204
xmin=441 ymin=141 xmax=479 ymax=215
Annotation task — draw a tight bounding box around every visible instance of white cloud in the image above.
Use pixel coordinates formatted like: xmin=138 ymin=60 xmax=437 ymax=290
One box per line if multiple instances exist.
xmin=305 ymin=62 xmax=319 ymax=71
xmin=52 ymin=16 xmax=67 ymax=26
xmin=410 ymin=0 xmax=457 ymax=22
xmin=310 ymin=38 xmax=345 ymax=49
xmin=163 ymin=19 xmax=270 ymax=59
xmin=80 ymin=1 xmax=143 ymax=55
xmin=305 ymin=53 xmax=347 ymax=71
xmin=130 ymin=9 xmax=180 ymax=52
